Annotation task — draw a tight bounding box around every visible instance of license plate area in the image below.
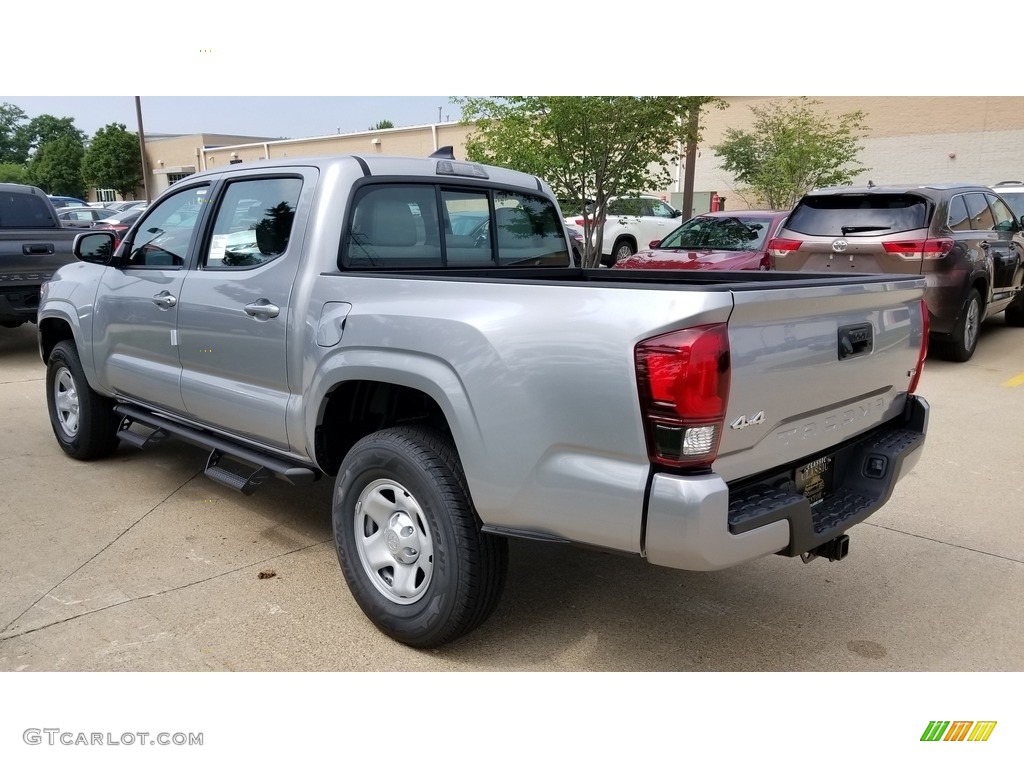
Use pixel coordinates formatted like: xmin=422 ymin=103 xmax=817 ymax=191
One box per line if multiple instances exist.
xmin=795 ymin=455 xmax=834 ymax=506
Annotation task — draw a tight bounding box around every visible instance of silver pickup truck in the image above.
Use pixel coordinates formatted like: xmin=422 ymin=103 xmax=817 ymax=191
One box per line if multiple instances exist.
xmin=37 ymin=155 xmax=930 ymax=647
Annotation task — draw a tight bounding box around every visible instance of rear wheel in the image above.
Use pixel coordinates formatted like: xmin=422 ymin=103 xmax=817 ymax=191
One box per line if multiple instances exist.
xmin=45 ymin=340 xmax=120 ymax=460
xmin=940 ymin=288 xmax=982 ymax=362
xmin=332 ymin=426 xmax=508 ymax=648
xmin=610 ymin=238 xmax=636 ymax=266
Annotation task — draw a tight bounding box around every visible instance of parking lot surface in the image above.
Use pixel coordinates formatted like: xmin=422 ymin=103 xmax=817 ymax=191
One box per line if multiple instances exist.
xmin=1 ymin=320 xmax=1022 ymax=671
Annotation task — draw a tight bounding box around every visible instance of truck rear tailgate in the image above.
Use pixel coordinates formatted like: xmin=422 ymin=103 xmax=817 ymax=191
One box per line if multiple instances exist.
xmin=716 ymin=276 xmax=926 ymax=483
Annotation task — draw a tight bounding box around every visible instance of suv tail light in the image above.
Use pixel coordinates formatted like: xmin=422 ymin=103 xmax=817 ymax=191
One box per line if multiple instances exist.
xmin=882 ymin=239 xmax=954 ymax=259
xmin=635 ymin=324 xmax=731 ymax=469
xmin=768 ymin=238 xmax=802 ymax=257
xmin=908 ymin=299 xmax=929 ymax=394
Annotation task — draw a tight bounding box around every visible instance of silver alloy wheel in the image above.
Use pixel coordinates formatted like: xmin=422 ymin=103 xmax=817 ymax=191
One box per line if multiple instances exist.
xmin=353 ymin=478 xmax=434 ymax=605
xmin=53 ymin=367 xmax=80 ymax=437
xmin=963 ymin=296 xmax=980 ymax=353
xmin=614 ymin=242 xmax=634 ymax=262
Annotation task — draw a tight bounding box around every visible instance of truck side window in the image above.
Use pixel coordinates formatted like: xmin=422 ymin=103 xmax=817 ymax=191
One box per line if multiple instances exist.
xmin=205 ymin=177 xmax=303 ymax=269
xmin=126 ymin=184 xmax=210 ymax=268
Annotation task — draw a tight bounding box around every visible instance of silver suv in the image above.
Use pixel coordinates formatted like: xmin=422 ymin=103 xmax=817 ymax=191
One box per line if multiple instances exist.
xmin=770 ymin=183 xmax=1024 ymax=361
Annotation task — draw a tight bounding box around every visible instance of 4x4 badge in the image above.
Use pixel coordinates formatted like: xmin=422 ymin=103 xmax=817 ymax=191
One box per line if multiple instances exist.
xmin=831 ymin=239 xmax=849 ymax=252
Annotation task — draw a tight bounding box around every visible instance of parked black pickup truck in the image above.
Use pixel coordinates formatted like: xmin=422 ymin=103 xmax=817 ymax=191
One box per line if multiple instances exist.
xmin=0 ymin=183 xmax=78 ymax=328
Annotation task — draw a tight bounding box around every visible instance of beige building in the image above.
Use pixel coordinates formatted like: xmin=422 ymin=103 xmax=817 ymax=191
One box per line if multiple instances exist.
xmin=129 ymin=97 xmax=1024 ymax=212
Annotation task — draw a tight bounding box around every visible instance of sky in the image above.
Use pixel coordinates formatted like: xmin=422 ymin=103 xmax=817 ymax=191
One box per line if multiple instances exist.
xmin=0 ymin=96 xmax=464 ymax=141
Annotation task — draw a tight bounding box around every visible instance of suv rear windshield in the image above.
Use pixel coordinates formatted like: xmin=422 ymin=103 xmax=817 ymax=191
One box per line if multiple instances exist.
xmin=786 ymin=194 xmax=930 ymax=236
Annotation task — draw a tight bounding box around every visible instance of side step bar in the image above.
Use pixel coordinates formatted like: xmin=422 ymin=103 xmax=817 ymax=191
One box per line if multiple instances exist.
xmin=114 ymin=404 xmax=319 ymax=494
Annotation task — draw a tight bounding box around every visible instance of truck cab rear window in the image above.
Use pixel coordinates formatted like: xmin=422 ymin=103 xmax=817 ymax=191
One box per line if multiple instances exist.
xmin=341 ymin=184 xmax=570 ymax=269
xmin=786 ymin=194 xmax=929 ymax=236
xmin=0 ymin=191 xmax=57 ymax=228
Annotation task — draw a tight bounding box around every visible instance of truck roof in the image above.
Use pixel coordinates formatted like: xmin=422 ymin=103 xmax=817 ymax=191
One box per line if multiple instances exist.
xmin=188 ymin=154 xmax=548 ymax=192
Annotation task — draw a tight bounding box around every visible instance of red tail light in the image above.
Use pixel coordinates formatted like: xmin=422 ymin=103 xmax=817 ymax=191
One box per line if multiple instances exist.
xmin=635 ymin=324 xmax=731 ymax=469
xmin=767 ymin=238 xmax=802 ymax=257
xmin=908 ymin=299 xmax=929 ymax=394
xmin=882 ymin=239 xmax=954 ymax=259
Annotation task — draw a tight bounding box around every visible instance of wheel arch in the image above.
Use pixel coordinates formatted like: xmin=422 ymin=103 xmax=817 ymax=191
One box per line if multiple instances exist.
xmin=307 ymin=353 xmax=484 ymax=481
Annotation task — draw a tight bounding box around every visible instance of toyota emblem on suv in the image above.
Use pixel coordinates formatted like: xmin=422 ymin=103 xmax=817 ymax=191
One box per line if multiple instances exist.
xmin=831 ymin=239 xmax=849 ymax=253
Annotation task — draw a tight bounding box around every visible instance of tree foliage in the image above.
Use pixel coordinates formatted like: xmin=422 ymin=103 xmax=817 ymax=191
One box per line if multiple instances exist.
xmin=712 ymin=97 xmax=868 ymax=210
xmin=453 ymin=96 xmax=725 ymax=267
xmin=369 ymin=119 xmax=394 ymax=130
xmin=0 ymin=162 xmax=29 ymax=184
xmin=23 ymin=114 xmax=86 ymax=154
xmin=82 ymin=123 xmax=143 ymax=200
xmin=28 ymin=135 xmax=87 ymax=197
xmin=0 ymin=102 xmax=31 ymax=164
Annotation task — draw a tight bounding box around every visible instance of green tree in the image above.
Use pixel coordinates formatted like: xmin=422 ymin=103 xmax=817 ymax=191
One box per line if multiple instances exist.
xmin=82 ymin=123 xmax=143 ymax=200
xmin=712 ymin=97 xmax=868 ymax=210
xmin=369 ymin=119 xmax=394 ymax=130
xmin=0 ymin=162 xmax=29 ymax=184
xmin=454 ymin=96 xmax=725 ymax=267
xmin=0 ymin=102 xmax=31 ymax=164
xmin=23 ymin=114 xmax=86 ymax=154
xmin=27 ymin=135 xmax=86 ymax=198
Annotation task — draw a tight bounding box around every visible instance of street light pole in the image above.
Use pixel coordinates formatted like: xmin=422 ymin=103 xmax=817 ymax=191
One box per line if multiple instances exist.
xmin=135 ymin=96 xmax=152 ymax=202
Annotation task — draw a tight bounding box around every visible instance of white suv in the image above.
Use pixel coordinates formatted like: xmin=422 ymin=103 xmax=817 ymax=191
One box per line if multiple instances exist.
xmin=992 ymin=181 xmax=1024 ymax=221
xmin=565 ymin=194 xmax=682 ymax=266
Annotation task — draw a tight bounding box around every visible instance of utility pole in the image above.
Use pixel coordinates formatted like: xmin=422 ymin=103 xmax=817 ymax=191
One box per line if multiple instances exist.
xmin=681 ymin=108 xmax=699 ymax=220
xmin=135 ymin=96 xmax=151 ymax=202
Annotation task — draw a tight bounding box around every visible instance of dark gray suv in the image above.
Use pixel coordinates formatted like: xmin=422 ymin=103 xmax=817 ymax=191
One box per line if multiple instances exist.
xmin=769 ymin=183 xmax=1024 ymax=361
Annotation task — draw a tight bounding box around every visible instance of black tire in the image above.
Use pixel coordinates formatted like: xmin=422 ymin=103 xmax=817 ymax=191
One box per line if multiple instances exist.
xmin=1005 ymin=294 xmax=1024 ymax=327
xmin=45 ymin=340 xmax=120 ymax=460
xmin=332 ymin=426 xmax=508 ymax=648
xmin=940 ymin=288 xmax=982 ymax=362
xmin=607 ymin=238 xmax=636 ymax=267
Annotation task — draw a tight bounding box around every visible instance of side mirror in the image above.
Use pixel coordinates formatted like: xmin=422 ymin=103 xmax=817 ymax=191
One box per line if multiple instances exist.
xmin=73 ymin=231 xmax=115 ymax=265
xmin=672 ymin=209 xmax=683 ymax=218
xmin=649 ymin=240 xmax=661 ymax=249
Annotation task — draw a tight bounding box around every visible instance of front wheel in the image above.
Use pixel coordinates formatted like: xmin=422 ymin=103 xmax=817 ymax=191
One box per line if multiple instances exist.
xmin=1004 ymin=292 xmax=1024 ymax=327
xmin=45 ymin=340 xmax=120 ymax=460
xmin=332 ymin=426 xmax=508 ymax=648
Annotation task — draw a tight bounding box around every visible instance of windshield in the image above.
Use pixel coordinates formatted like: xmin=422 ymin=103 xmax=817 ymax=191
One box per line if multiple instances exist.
xmin=787 ymin=194 xmax=930 ymax=236
xmin=658 ymin=215 xmax=775 ymax=250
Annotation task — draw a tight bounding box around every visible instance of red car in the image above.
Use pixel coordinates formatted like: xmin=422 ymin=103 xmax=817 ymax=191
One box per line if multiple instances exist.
xmin=612 ymin=210 xmax=790 ymax=271
xmin=91 ymin=208 xmax=145 ymax=249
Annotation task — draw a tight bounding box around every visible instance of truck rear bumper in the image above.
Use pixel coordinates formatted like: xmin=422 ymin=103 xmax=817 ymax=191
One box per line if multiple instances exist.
xmin=0 ymin=286 xmax=41 ymax=324
xmin=644 ymin=395 xmax=929 ymax=571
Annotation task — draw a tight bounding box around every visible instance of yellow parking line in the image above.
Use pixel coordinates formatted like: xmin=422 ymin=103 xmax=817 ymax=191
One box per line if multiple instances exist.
xmin=1002 ymin=372 xmax=1024 ymax=387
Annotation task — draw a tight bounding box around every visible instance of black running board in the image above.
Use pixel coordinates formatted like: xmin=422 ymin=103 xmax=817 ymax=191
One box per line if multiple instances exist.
xmin=114 ymin=403 xmax=319 ymax=493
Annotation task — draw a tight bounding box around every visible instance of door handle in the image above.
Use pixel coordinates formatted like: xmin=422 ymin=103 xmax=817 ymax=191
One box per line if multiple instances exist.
xmin=151 ymin=291 xmax=177 ymax=309
xmin=244 ymin=299 xmax=280 ymax=319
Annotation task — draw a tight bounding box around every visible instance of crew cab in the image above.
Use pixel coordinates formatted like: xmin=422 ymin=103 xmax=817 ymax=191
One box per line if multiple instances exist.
xmin=38 ymin=155 xmax=930 ymax=647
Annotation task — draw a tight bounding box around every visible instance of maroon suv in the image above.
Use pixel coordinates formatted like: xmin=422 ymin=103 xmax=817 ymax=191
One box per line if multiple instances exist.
xmin=770 ymin=184 xmax=1024 ymax=361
